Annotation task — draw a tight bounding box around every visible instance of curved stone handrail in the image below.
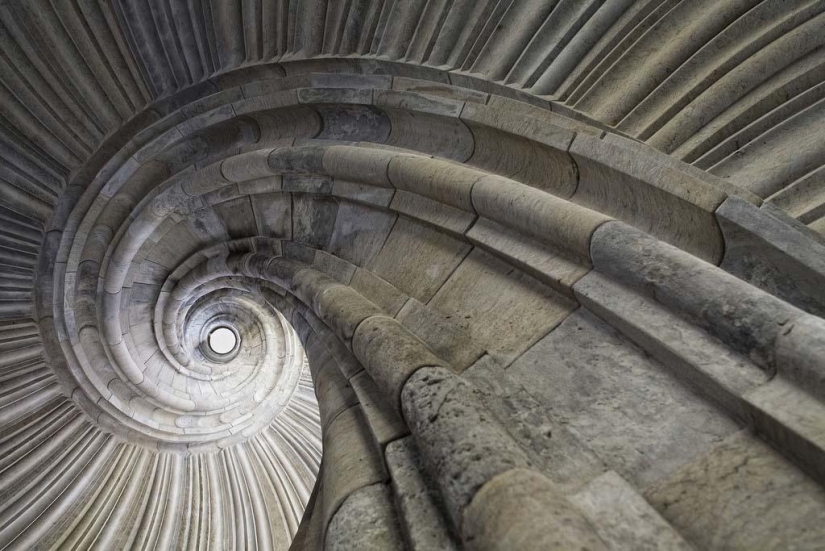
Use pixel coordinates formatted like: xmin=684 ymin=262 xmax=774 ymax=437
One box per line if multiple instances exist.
xmin=1 ymin=3 xmax=824 ymax=551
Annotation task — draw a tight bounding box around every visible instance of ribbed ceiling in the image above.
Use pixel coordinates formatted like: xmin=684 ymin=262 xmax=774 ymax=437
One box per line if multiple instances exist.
xmin=1 ymin=2 xmax=824 ymax=551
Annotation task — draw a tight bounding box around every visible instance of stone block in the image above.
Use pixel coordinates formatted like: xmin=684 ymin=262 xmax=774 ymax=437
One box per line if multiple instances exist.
xmin=463 ymin=355 xmax=606 ymax=493
xmin=463 ymin=468 xmax=607 ymax=551
xmin=570 ymin=471 xmax=693 ymax=551
xmin=389 ymin=190 xmax=476 ymax=236
xmin=385 ymin=436 xmax=460 ymax=551
xmin=506 ymin=309 xmax=739 ymax=487
xmin=322 ymin=145 xmax=396 ymax=188
xmin=292 ymin=194 xmax=339 ymax=249
xmin=352 ymin=315 xmax=446 ymax=412
xmin=349 ymin=371 xmax=409 ymax=448
xmin=573 ymin=272 xmax=768 ymax=421
xmin=645 ymin=431 xmax=825 ymax=550
xmin=590 ymin=221 xmax=801 ymax=371
xmin=471 ymin=174 xmax=611 ymax=260
xmin=387 ymin=155 xmax=482 ymax=212
xmin=384 ymin=109 xmax=474 ymax=161
xmin=349 ymin=269 xmax=408 ymax=317
xmin=331 ymin=180 xmax=395 ymax=208
xmin=314 ymin=284 xmax=383 ymax=345
xmin=395 ymin=297 xmax=484 ymax=371
xmin=327 ymin=201 xmax=397 ymax=267
xmin=312 ymin=251 xmax=356 ymax=284
xmin=326 ymin=484 xmax=405 ymax=551
xmin=570 ymin=133 xmax=726 ymax=263
xmin=466 ymin=216 xmax=589 ymax=297
xmin=321 ymin=406 xmax=387 ymax=535
xmin=717 ymin=196 xmax=825 ymax=317
xmin=367 ymin=217 xmax=472 ymax=303
xmin=400 ymin=366 xmax=532 ymax=529
xmin=429 ymin=248 xmax=577 ymax=366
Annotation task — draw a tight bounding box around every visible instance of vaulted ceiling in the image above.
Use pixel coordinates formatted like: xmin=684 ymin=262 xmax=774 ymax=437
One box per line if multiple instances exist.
xmin=1 ymin=2 xmax=824 ymax=550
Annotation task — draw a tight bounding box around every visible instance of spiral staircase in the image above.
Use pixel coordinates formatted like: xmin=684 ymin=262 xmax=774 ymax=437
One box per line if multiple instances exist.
xmin=1 ymin=1 xmax=825 ymax=550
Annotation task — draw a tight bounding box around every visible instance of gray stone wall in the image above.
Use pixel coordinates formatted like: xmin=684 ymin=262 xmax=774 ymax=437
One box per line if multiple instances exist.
xmin=0 ymin=2 xmax=824 ymax=551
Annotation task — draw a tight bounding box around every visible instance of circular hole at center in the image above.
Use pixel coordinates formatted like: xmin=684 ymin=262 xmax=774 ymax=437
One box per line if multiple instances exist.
xmin=208 ymin=327 xmax=237 ymax=355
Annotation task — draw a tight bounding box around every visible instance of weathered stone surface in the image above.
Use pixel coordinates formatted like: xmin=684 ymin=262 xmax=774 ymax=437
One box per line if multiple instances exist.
xmin=6 ymin=7 xmax=825 ymax=551
xmin=385 ymin=109 xmax=474 ymax=161
xmin=321 ymin=406 xmax=388 ymax=532
xmin=506 ymin=309 xmax=740 ymax=487
xmin=331 ymin=180 xmax=395 ymax=208
xmin=645 ymin=431 xmax=825 ymax=551
xmin=463 ymin=354 xmax=607 ymax=493
xmin=313 ymin=250 xmax=356 ymax=284
xmin=774 ymin=314 xmax=825 ymax=400
xmin=367 ymin=217 xmax=472 ymax=303
xmin=717 ymin=196 xmax=825 ymax=317
xmin=428 ymin=248 xmax=577 ymax=366
xmin=574 ymin=272 xmax=769 ymax=421
xmin=390 ymin=190 xmax=476 ymax=236
xmin=464 ymin=468 xmax=608 ymax=551
xmin=385 ymin=436 xmax=461 ymax=551
xmin=292 ymin=194 xmax=339 ymax=249
xmin=471 ymin=174 xmax=611 ymax=260
xmin=461 ymin=102 xmax=578 ymax=197
xmin=349 ymin=370 xmax=408 ymax=448
xmin=315 ymin=105 xmax=391 ymax=142
xmin=395 ymin=297 xmax=485 ymax=371
xmin=325 ymin=484 xmax=405 ymax=551
xmin=590 ymin=221 xmax=800 ymax=371
xmin=327 ymin=201 xmax=397 ymax=267
xmin=401 ymin=366 xmax=532 ymax=528
xmin=466 ymin=216 xmax=589 ymax=296
xmin=571 ymin=133 xmax=727 ymax=263
xmin=313 ymin=354 xmax=359 ymax=431
xmin=352 ymin=316 xmax=447 ymax=411
xmin=744 ymin=377 xmax=825 ymax=483
xmin=349 ymin=269 xmax=408 ymax=317
xmin=570 ymin=471 xmax=693 ymax=551
xmin=387 ymin=155 xmax=482 ymax=212
xmin=314 ymin=284 xmax=383 ymax=345
xmin=250 ymin=192 xmax=292 ymax=238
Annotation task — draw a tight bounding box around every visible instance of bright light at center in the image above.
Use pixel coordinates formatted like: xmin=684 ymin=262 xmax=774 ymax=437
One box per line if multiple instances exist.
xmin=209 ymin=327 xmax=236 ymax=354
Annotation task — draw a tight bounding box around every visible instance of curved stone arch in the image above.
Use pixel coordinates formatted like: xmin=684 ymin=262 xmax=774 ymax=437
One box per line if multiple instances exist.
xmin=32 ymin=80 xmax=825 ymax=547
xmin=1 ymin=4 xmax=825 ymax=550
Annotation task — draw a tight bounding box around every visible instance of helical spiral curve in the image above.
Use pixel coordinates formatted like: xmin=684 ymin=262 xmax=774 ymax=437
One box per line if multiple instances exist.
xmin=1 ymin=2 xmax=825 ymax=550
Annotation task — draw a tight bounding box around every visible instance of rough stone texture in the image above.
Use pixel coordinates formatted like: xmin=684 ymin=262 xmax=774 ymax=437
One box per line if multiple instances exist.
xmin=774 ymin=314 xmax=825 ymax=400
xmin=327 ymin=201 xmax=397 ymax=267
xmin=463 ymin=468 xmax=608 ymax=551
xmin=400 ymin=366 xmax=532 ymax=529
xmin=590 ymin=221 xmax=801 ymax=371
xmin=717 ymin=196 xmax=825 ymax=317
xmin=1 ymin=4 xmax=824 ymax=550
xmin=574 ymin=272 xmax=769 ymax=421
xmin=325 ymin=484 xmax=405 ymax=551
xmin=349 ymin=370 xmax=409 ymax=448
xmin=463 ymin=354 xmax=607 ymax=493
xmin=506 ymin=309 xmax=740 ymax=487
xmin=645 ymin=431 xmax=825 ymax=551
xmin=571 ymin=133 xmax=726 ymax=263
xmin=570 ymin=471 xmax=694 ymax=551
xmin=367 ymin=217 xmax=472 ymax=303
xmin=292 ymin=194 xmax=339 ymax=249
xmin=348 ymin=269 xmax=408 ymax=317
xmin=428 ymin=248 xmax=578 ymax=366
xmin=352 ymin=316 xmax=447 ymax=412
xmin=466 ymin=216 xmax=589 ymax=296
xmin=395 ymin=297 xmax=486 ymax=371
xmin=385 ymin=436 xmax=461 ymax=550
xmin=321 ymin=406 xmax=388 ymax=534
